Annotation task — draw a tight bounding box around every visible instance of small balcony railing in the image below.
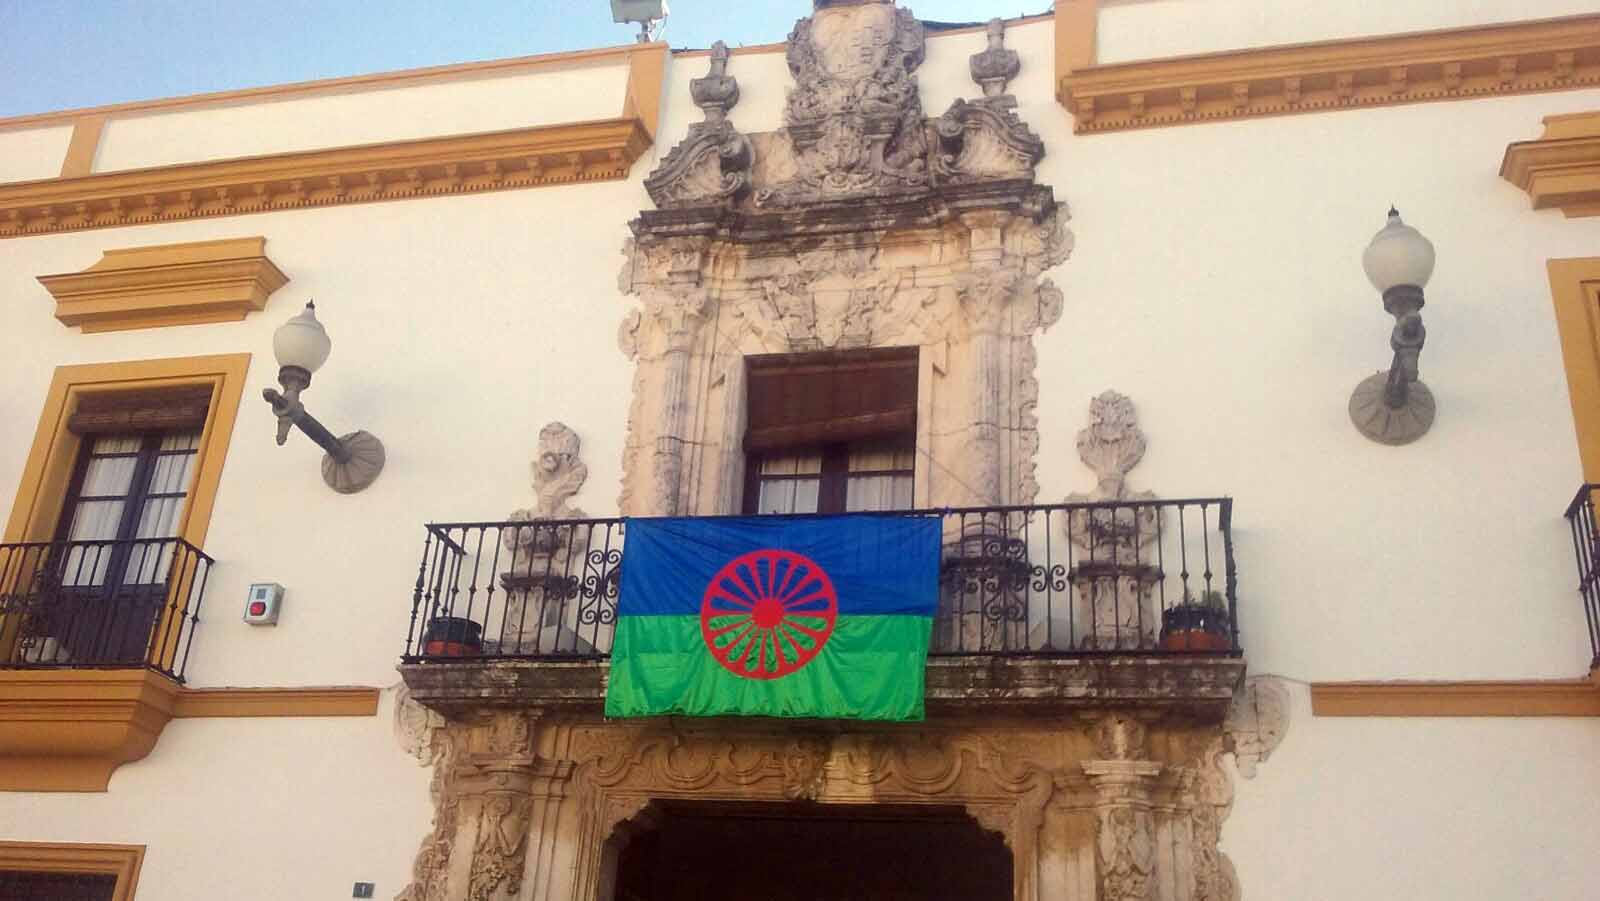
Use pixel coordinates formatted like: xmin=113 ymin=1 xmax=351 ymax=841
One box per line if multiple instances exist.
xmin=1564 ymin=484 xmax=1600 ymax=668
xmin=0 ymin=537 xmax=213 ymax=681
xmin=402 ymin=498 xmax=1238 ymax=663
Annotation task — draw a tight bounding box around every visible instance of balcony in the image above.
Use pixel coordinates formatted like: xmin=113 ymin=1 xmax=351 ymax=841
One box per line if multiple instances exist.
xmin=399 ymin=499 xmax=1246 ymax=717
xmin=0 ymin=536 xmax=212 ymax=682
xmin=1564 ymin=484 xmax=1600 ymax=670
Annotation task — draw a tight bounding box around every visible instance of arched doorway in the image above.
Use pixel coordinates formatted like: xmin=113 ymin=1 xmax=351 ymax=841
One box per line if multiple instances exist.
xmin=611 ymin=801 xmax=1012 ymax=901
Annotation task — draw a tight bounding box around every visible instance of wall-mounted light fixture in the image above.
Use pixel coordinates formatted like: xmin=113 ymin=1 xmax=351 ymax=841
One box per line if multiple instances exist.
xmin=262 ymin=301 xmax=385 ymax=493
xmin=1349 ymin=207 xmax=1436 ymax=446
xmin=610 ymin=0 xmax=668 ymax=43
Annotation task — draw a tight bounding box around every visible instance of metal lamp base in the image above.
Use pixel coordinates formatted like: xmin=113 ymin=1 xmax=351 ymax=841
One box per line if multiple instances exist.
xmin=1349 ymin=372 xmax=1435 ymax=445
xmin=322 ymin=430 xmax=386 ymax=493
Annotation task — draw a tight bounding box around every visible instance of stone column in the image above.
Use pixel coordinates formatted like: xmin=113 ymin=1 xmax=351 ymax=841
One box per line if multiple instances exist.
xmin=1082 ymin=715 xmax=1163 ymax=901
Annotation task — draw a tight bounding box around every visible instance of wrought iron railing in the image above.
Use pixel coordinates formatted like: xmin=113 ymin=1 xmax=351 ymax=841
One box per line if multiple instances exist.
xmin=0 ymin=536 xmax=212 ymax=681
xmin=1564 ymin=484 xmax=1600 ymax=669
xmin=403 ymin=498 xmax=1238 ymax=663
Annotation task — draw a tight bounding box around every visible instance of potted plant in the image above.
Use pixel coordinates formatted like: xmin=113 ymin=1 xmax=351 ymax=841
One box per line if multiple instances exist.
xmin=422 ymin=616 xmax=484 ymax=657
xmin=1159 ymin=589 xmax=1231 ymax=652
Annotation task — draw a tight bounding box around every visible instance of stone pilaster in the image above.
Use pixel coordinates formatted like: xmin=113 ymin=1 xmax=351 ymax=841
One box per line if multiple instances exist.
xmin=1083 ymin=714 xmax=1163 ymax=901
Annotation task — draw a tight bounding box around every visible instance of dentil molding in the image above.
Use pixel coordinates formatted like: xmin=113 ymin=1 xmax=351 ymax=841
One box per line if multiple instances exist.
xmin=1061 ymin=14 xmax=1600 ymax=134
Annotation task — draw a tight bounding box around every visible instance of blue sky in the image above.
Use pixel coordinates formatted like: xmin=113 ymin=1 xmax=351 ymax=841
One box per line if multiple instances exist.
xmin=0 ymin=1 xmax=1047 ymax=118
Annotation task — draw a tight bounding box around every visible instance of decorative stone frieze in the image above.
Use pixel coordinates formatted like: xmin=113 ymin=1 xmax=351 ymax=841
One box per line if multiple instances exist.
xmin=392 ymin=705 xmax=1252 ymax=901
xmin=643 ymin=42 xmax=752 ymax=209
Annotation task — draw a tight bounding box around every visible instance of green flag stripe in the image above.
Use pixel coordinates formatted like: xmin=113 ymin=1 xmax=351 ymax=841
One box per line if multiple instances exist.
xmin=605 ymin=614 xmax=932 ymax=721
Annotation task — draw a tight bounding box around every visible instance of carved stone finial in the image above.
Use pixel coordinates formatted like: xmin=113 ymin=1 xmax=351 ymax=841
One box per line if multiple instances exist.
xmin=1075 ymin=390 xmax=1147 ymax=499
xmin=503 ymin=422 xmax=589 ymax=562
xmin=970 ymin=18 xmax=1021 ymax=99
xmin=690 ymin=40 xmax=739 ymax=124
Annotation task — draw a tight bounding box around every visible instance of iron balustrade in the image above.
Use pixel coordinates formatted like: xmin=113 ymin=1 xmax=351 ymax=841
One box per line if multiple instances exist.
xmin=1564 ymin=484 xmax=1600 ymax=669
xmin=0 ymin=536 xmax=212 ymax=681
xmin=403 ymin=498 xmax=1238 ymax=663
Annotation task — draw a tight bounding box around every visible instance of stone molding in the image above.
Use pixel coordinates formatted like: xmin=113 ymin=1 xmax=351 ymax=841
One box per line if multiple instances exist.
xmin=1061 ymin=14 xmax=1600 ymax=134
xmin=37 ymin=236 xmax=289 ymax=333
xmin=0 ymin=117 xmax=652 ymax=239
xmin=394 ymin=708 xmax=1249 ymax=901
xmin=1310 ymin=678 xmax=1600 ymax=716
xmin=0 ymin=670 xmax=381 ymax=792
xmin=1501 ymin=110 xmax=1600 ymax=217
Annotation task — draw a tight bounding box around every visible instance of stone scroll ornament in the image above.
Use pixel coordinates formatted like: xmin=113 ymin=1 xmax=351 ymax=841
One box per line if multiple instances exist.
xmin=1064 ymin=391 xmax=1162 ymax=650
xmin=643 ymin=41 xmax=754 ymax=209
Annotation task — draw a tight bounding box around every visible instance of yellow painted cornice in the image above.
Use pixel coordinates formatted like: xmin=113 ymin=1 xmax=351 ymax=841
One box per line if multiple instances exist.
xmin=0 ymin=669 xmax=180 ymax=792
xmin=1310 ymin=678 xmax=1600 ymax=717
xmin=38 ymin=237 xmax=289 ymax=332
xmin=0 ymin=117 xmax=652 ymax=239
xmin=172 ymin=685 xmax=380 ymax=718
xmin=1502 ymin=110 xmax=1600 ymax=217
xmin=1061 ymin=14 xmax=1600 ymax=134
xmin=0 ymin=670 xmax=380 ymax=792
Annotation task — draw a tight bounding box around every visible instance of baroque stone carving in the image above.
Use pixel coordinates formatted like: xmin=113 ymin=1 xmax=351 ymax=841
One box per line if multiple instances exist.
xmin=393 ymin=705 xmax=1253 ymax=901
xmin=620 ymin=2 xmax=1070 ymax=518
xmin=1224 ymin=675 xmax=1291 ymax=779
xmin=1065 ymin=392 xmax=1161 ymax=650
xmin=643 ymin=41 xmax=753 ymax=209
xmin=500 ymin=423 xmax=591 ymax=649
xmin=758 ymin=1 xmax=928 ymax=205
xmin=933 ymin=19 xmax=1043 ymax=185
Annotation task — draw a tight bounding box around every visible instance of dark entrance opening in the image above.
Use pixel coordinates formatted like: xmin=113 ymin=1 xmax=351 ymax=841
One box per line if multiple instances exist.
xmin=612 ymin=801 xmax=1012 ymax=901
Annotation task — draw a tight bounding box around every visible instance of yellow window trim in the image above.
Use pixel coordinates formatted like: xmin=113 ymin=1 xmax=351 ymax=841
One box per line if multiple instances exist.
xmin=0 ymin=841 xmax=144 ymax=900
xmin=37 ymin=237 xmax=290 ymax=334
xmin=1548 ymin=258 xmax=1600 ymax=481
xmin=2 ymin=352 xmax=251 ymax=549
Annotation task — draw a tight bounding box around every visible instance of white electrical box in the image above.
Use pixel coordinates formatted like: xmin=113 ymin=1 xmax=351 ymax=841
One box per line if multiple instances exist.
xmin=244 ymin=582 xmax=284 ymax=625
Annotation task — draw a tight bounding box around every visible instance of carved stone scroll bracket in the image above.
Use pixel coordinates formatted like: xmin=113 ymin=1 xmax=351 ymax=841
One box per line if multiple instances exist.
xmin=644 ymin=41 xmax=754 ymax=209
xmin=1224 ymin=675 xmax=1291 ymax=780
xmin=1070 ymin=390 xmax=1149 ymax=502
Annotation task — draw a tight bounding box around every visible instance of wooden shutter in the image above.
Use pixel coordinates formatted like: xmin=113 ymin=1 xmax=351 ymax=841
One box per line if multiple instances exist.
xmin=68 ymin=385 xmax=213 ymax=434
xmin=744 ymin=347 xmax=918 ymax=452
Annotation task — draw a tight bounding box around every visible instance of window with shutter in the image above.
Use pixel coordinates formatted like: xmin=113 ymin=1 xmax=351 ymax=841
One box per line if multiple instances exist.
xmin=742 ymin=348 xmax=917 ymax=515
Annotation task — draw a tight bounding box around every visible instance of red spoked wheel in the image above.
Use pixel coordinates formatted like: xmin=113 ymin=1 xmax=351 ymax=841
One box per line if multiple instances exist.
xmin=700 ymin=549 xmax=838 ymax=680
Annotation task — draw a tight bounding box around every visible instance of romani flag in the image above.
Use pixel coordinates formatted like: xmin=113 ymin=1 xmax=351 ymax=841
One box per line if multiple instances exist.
xmin=604 ymin=515 xmax=940 ymax=721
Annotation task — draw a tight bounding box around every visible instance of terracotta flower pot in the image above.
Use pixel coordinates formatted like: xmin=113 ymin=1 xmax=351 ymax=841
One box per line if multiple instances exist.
xmin=422 ymin=616 xmax=484 ymax=657
xmin=1158 ymin=605 xmax=1231 ymax=652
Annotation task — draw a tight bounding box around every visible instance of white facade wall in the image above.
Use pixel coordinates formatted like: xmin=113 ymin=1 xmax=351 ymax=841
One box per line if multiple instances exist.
xmin=0 ymin=124 xmax=72 ymax=182
xmin=4 ymin=3 xmax=1600 ymax=898
xmin=94 ymin=61 xmax=633 ymax=171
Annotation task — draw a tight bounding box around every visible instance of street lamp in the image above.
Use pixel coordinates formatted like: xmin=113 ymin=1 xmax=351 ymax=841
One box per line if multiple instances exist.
xmin=611 ymin=0 xmax=668 ymax=43
xmin=1349 ymin=207 xmax=1437 ymax=445
xmin=262 ymin=301 xmax=386 ymax=493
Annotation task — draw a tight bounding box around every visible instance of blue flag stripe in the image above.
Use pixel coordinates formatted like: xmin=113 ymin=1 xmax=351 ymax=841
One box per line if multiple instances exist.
xmin=617 ymin=515 xmax=940 ymax=617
